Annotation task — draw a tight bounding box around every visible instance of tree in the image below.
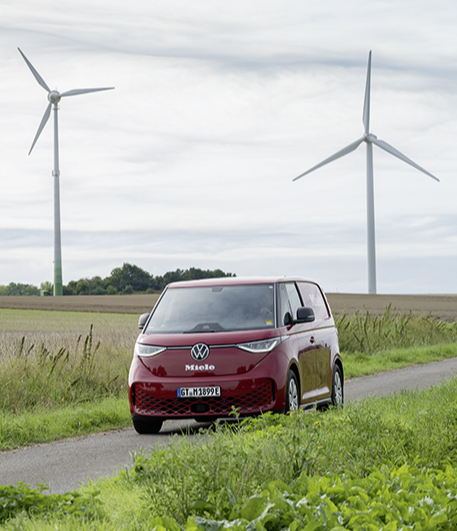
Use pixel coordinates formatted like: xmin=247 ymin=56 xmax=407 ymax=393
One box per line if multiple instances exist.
xmin=0 ymin=282 xmax=40 ymax=296
xmin=107 ymin=263 xmax=153 ymax=293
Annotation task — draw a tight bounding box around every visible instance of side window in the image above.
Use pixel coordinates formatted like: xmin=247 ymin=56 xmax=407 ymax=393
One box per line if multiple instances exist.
xmin=277 ymin=283 xmax=303 ymax=325
xmin=277 ymin=283 xmax=292 ymax=326
xmin=285 ymin=283 xmax=302 ymax=320
xmin=297 ymin=282 xmax=329 ymax=321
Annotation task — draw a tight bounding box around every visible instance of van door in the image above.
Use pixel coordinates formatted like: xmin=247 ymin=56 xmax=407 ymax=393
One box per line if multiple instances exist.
xmin=277 ymin=282 xmax=319 ymax=401
xmin=297 ymin=282 xmax=333 ymax=399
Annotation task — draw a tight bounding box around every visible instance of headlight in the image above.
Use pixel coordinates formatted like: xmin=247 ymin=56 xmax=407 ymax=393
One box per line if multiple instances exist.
xmin=135 ymin=343 xmax=166 ymax=358
xmin=237 ymin=336 xmax=287 ymax=354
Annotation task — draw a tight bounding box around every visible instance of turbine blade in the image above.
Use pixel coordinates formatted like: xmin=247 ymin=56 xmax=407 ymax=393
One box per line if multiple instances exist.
xmin=29 ymin=103 xmax=52 ymax=155
xmin=18 ymin=48 xmax=51 ymax=93
xmin=371 ymin=137 xmax=440 ymax=182
xmin=60 ymin=87 xmax=115 ymax=97
xmin=362 ymin=51 xmax=372 ymax=135
xmin=293 ymin=137 xmax=364 ymax=181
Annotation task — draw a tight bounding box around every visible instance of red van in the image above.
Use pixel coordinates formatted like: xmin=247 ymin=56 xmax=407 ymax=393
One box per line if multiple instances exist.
xmin=128 ymin=277 xmax=343 ymax=434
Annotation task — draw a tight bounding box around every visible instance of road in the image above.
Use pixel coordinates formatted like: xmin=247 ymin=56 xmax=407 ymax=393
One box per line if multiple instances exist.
xmin=2 ymin=358 xmax=457 ymax=494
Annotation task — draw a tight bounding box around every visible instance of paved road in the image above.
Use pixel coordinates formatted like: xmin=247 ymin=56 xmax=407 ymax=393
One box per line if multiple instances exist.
xmin=2 ymin=358 xmax=457 ymax=494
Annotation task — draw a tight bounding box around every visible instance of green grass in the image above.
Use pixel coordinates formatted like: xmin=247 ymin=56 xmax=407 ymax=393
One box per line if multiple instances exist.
xmin=0 ymin=309 xmax=137 ymax=450
xmin=0 ymin=309 xmax=137 ymax=414
xmin=343 ymin=341 xmax=457 ymax=378
xmin=338 ymin=305 xmax=457 ymax=378
xmin=335 ymin=304 xmax=457 ymax=354
xmin=3 ymin=377 xmax=457 ymax=529
xmin=0 ymin=395 xmax=131 ymax=451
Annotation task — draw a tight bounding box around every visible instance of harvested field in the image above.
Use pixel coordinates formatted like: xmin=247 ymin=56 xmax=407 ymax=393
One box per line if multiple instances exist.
xmin=327 ymin=293 xmax=457 ymax=321
xmin=0 ymin=294 xmax=159 ymax=315
xmin=0 ymin=293 xmax=456 ymax=320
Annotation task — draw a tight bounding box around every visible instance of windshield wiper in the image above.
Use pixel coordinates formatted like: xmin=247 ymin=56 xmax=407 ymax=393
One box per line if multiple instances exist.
xmin=184 ymin=329 xmax=217 ymax=334
xmin=184 ymin=322 xmax=224 ymax=333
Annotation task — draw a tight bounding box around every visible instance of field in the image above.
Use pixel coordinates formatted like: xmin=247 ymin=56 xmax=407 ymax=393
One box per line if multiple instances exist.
xmin=1 ymin=292 xmax=456 ymax=320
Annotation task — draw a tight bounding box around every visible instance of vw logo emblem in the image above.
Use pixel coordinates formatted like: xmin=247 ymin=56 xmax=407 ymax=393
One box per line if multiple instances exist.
xmin=191 ymin=343 xmax=210 ymax=361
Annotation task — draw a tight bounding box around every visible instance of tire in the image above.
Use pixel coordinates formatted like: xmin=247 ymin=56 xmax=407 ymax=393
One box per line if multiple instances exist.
xmin=132 ymin=416 xmax=163 ymax=434
xmin=331 ymin=364 xmax=344 ymax=407
xmin=285 ymin=370 xmax=300 ymax=412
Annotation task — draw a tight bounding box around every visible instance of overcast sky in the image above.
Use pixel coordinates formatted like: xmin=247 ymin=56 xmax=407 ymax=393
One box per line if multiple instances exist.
xmin=1 ymin=0 xmax=456 ymax=294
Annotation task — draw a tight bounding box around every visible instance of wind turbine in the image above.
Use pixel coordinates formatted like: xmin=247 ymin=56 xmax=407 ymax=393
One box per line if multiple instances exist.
xmin=18 ymin=47 xmax=114 ymax=296
xmin=293 ymin=51 xmax=439 ymax=294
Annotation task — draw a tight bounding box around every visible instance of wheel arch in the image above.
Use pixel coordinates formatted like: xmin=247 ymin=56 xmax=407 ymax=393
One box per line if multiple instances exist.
xmin=287 ymin=362 xmax=301 ymax=403
xmin=334 ymin=356 xmax=344 ymax=383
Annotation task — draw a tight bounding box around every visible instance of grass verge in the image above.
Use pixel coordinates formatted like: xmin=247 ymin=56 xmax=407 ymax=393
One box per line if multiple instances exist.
xmin=0 ymin=395 xmax=131 ymax=451
xmin=343 ymin=341 xmax=457 ymax=378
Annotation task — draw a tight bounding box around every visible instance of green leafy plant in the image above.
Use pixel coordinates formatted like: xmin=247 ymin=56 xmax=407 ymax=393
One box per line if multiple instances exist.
xmin=122 ymin=377 xmax=457 ymax=526
xmin=0 ymin=482 xmax=103 ymax=524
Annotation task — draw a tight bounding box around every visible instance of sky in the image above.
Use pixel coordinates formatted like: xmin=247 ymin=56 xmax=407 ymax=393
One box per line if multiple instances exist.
xmin=1 ymin=0 xmax=456 ymax=294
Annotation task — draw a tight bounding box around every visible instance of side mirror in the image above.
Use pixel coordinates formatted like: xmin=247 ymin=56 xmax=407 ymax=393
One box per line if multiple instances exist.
xmin=283 ymin=311 xmax=293 ymax=326
xmin=138 ymin=313 xmax=150 ymax=330
xmin=296 ymin=307 xmax=315 ymax=323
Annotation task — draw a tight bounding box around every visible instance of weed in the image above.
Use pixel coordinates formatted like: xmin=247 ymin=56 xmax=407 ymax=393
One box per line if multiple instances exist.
xmin=0 ymin=315 xmax=136 ymax=415
xmin=0 ymin=482 xmax=103 ymax=523
xmin=120 ymin=378 xmax=457 ymax=525
xmin=335 ymin=304 xmax=457 ymax=355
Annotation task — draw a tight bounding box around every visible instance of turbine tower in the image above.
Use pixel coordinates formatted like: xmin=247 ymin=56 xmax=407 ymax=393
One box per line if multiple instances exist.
xmin=18 ymin=48 xmax=114 ymax=296
xmin=293 ymin=51 xmax=439 ymax=294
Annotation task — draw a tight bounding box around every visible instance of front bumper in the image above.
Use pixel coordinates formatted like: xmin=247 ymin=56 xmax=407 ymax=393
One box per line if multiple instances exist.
xmin=128 ymin=346 xmax=290 ymax=419
xmin=130 ymin=377 xmax=275 ymax=418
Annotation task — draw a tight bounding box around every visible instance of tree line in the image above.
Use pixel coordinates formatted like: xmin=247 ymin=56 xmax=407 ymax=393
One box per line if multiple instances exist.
xmin=0 ymin=263 xmax=236 ymax=296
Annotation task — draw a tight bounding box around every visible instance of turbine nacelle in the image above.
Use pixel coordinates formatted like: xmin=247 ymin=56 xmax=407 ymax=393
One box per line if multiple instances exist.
xmin=48 ymin=91 xmax=62 ymax=104
xmin=363 ymin=133 xmax=377 ymax=142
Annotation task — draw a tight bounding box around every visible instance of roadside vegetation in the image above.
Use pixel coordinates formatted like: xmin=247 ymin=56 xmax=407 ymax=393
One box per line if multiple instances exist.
xmin=1 ymin=306 xmax=456 ymax=451
xmin=335 ymin=305 xmax=457 ymax=378
xmin=2 ymin=377 xmax=457 ymax=529
xmin=0 ymin=309 xmax=136 ymax=450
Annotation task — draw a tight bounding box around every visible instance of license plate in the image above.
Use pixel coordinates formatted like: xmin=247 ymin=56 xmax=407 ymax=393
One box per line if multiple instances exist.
xmin=177 ymin=386 xmax=221 ymax=398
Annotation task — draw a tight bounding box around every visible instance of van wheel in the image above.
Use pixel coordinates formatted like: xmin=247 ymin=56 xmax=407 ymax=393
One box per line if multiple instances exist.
xmin=331 ymin=365 xmax=344 ymax=407
xmin=132 ymin=417 xmax=163 ymax=434
xmin=285 ymin=370 xmax=299 ymax=412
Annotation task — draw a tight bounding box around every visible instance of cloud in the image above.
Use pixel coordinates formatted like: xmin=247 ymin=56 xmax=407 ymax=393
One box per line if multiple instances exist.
xmin=1 ymin=0 xmax=456 ymax=294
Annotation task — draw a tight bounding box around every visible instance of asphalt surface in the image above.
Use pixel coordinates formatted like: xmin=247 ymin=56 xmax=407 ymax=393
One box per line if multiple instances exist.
xmin=2 ymin=357 xmax=457 ymax=494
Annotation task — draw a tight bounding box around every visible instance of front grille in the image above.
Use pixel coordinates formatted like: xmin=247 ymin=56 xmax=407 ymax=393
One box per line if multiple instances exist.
xmin=133 ymin=379 xmax=274 ymax=417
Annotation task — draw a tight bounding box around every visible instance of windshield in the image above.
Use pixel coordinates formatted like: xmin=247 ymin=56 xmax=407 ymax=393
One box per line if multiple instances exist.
xmin=144 ymin=284 xmax=275 ymax=334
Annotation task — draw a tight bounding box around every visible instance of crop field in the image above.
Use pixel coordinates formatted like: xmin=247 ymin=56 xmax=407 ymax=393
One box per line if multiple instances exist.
xmin=0 ymin=292 xmax=456 ymax=320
